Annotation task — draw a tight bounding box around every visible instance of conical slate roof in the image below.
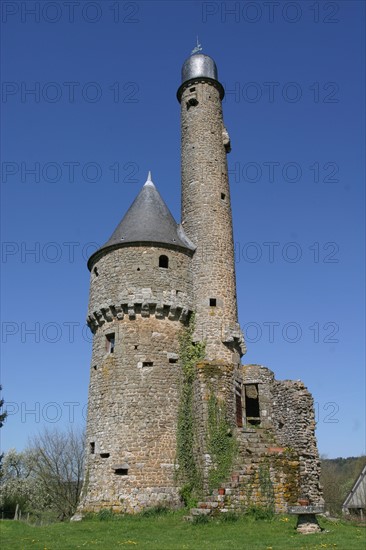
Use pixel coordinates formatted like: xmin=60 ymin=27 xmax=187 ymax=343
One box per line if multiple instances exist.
xmin=88 ymin=172 xmax=195 ymax=270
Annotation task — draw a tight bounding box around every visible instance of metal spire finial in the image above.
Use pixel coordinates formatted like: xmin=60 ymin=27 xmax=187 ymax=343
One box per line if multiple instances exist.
xmin=191 ymin=36 xmax=202 ymax=55
xmin=144 ymin=171 xmax=154 ymax=187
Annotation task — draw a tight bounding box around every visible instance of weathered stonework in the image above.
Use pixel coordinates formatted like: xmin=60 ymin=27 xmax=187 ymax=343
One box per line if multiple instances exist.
xmin=79 ymin=245 xmax=193 ymax=513
xmin=78 ymin=52 xmax=322 ymax=516
xmin=180 ymin=81 xmax=245 ymax=363
xmin=187 ymin=362 xmax=322 ymax=514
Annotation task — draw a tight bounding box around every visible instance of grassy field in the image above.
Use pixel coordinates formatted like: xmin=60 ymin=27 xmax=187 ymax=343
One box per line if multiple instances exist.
xmin=0 ymin=511 xmax=365 ymax=550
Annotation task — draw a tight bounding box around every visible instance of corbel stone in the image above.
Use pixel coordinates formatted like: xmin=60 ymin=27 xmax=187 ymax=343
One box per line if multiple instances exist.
xmin=128 ymin=303 xmax=136 ymax=319
xmin=93 ymin=310 xmax=105 ymax=326
xmin=179 ymin=308 xmax=190 ymax=322
xmin=101 ymin=307 xmax=113 ymax=322
xmin=141 ymin=302 xmax=150 ymax=317
xmin=168 ymin=306 xmax=177 ymax=320
xmin=87 ymin=316 xmax=98 ymax=332
xmin=113 ymin=304 xmax=124 ymax=320
xmin=156 ymin=303 xmax=164 ymax=319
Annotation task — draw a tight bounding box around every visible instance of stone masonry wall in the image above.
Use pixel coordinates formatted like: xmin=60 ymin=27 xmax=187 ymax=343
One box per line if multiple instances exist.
xmin=272 ymin=380 xmax=322 ymax=504
xmin=87 ymin=245 xmax=193 ymax=330
xmin=180 ymin=81 xmax=244 ymax=362
xmin=189 ymin=364 xmax=322 ymax=513
xmin=81 ymin=316 xmax=183 ymax=513
xmin=193 ymin=361 xmax=237 ymax=491
xmin=79 ymin=245 xmax=194 ymax=513
xmin=236 ymin=364 xmax=323 ymax=508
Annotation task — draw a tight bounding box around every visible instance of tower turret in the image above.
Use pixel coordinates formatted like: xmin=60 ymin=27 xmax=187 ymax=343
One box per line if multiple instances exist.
xmin=80 ymin=173 xmax=194 ymax=513
xmin=178 ymin=52 xmax=245 ymax=362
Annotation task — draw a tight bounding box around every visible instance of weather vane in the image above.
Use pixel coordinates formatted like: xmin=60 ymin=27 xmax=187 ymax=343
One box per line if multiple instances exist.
xmin=191 ymin=36 xmax=202 ymax=55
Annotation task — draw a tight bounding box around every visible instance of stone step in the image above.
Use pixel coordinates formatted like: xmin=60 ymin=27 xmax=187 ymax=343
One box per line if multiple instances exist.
xmin=198 ymin=501 xmax=219 ymax=509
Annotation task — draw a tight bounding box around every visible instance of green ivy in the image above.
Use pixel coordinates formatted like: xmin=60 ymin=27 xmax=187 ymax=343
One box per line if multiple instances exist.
xmin=176 ymin=315 xmax=205 ymax=505
xmin=207 ymin=394 xmax=238 ymax=491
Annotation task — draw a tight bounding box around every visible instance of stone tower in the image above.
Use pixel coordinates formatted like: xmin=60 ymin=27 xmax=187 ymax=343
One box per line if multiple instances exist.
xmin=78 ymin=51 xmax=322 ymax=516
xmin=79 ymin=173 xmax=195 ymax=512
xmin=178 ymin=54 xmax=245 ymax=362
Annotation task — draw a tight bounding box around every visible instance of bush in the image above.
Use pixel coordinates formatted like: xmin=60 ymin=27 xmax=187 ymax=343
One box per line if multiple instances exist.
xmin=179 ymin=482 xmax=198 ymax=509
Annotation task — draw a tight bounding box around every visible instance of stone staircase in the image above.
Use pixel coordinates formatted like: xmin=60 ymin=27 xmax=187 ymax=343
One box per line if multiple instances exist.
xmin=184 ymin=427 xmax=293 ymax=520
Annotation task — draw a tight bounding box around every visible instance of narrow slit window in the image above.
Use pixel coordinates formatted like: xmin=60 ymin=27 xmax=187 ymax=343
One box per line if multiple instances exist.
xmin=100 ymin=452 xmax=110 ymax=458
xmin=106 ymin=333 xmax=115 ymax=354
xmin=90 ymin=442 xmax=95 ymax=454
xmin=93 ymin=267 xmax=99 ymax=277
xmin=142 ymin=361 xmax=153 ymax=367
xmin=209 ymin=298 xmax=217 ymax=307
xmin=159 ymin=255 xmax=169 ymax=268
xmin=169 ymin=358 xmax=178 ymax=364
xmin=221 ymin=193 xmax=226 ymax=200
xmin=115 ymin=468 xmax=128 ymax=476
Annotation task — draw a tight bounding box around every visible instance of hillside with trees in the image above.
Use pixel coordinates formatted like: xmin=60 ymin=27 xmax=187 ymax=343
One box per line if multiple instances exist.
xmin=321 ymin=456 xmax=366 ymax=516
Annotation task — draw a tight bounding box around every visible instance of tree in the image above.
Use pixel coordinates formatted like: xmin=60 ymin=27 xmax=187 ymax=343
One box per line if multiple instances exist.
xmin=0 ymin=385 xmax=6 ymax=428
xmin=0 ymin=427 xmax=84 ymax=521
xmin=320 ymin=456 xmax=366 ymax=515
xmin=0 ymin=385 xmax=7 ymax=479
xmin=28 ymin=427 xmax=85 ymax=520
xmin=0 ymin=448 xmax=47 ymax=518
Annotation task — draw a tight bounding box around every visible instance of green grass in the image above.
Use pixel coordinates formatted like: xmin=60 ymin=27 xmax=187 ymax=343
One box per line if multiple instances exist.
xmin=0 ymin=511 xmax=365 ymax=550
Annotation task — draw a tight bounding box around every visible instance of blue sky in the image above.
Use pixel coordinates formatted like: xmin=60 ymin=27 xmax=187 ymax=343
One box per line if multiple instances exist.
xmin=1 ymin=1 xmax=365 ymax=459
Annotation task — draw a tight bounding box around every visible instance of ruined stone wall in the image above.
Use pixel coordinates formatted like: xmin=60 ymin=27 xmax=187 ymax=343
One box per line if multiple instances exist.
xmin=241 ymin=364 xmax=275 ymax=429
xmin=193 ymin=361 xmax=237 ymax=490
xmin=237 ymin=364 xmax=322 ymax=507
xmin=180 ymin=82 xmax=244 ymax=362
xmin=272 ymin=380 xmax=322 ymax=505
xmin=79 ymin=245 xmax=193 ymax=513
xmin=187 ymin=364 xmax=322 ymax=513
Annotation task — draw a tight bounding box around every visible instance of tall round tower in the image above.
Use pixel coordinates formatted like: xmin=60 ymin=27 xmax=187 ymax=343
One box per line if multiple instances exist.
xmin=177 ymin=53 xmax=246 ymax=363
xmin=79 ymin=173 xmax=194 ymax=513
xmin=77 ymin=52 xmax=322 ymax=519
